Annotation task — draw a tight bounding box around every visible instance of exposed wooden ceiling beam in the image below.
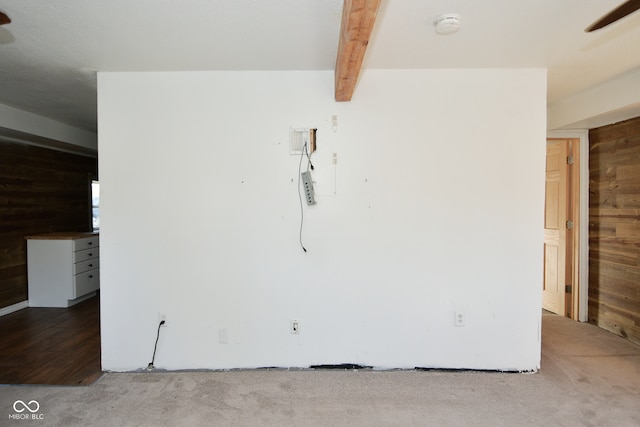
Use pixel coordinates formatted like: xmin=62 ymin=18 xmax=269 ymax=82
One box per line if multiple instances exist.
xmin=334 ymin=0 xmax=381 ymax=102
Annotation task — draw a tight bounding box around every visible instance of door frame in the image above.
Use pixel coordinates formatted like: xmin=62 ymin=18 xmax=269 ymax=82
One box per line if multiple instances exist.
xmin=547 ymin=130 xmax=589 ymax=322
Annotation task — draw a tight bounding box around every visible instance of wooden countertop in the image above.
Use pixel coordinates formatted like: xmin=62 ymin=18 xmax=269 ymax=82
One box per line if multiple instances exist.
xmin=25 ymin=231 xmax=99 ymax=240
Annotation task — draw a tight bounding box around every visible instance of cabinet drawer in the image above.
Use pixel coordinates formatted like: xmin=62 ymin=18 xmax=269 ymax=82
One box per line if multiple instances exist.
xmin=74 ymin=269 xmax=100 ymax=299
xmin=73 ymin=236 xmax=99 ymax=252
xmin=74 ymin=247 xmax=99 ymax=262
xmin=74 ymin=259 xmax=100 ymax=274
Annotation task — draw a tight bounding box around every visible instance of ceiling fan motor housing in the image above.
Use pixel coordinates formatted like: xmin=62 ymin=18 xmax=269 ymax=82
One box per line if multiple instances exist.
xmin=0 ymin=11 xmax=11 ymax=25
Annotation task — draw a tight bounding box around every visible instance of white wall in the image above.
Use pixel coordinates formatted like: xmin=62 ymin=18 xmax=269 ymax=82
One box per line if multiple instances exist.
xmin=98 ymin=69 xmax=546 ymax=372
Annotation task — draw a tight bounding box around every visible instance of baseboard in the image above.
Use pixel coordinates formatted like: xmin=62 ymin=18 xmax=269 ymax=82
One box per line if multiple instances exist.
xmin=0 ymin=300 xmax=29 ymax=317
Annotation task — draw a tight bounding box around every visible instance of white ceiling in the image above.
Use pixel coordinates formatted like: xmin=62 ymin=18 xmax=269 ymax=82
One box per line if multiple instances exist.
xmin=1 ymin=0 xmax=639 ymax=133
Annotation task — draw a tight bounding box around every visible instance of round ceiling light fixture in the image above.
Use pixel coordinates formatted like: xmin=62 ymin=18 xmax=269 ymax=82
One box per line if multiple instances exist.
xmin=434 ymin=13 xmax=461 ymax=35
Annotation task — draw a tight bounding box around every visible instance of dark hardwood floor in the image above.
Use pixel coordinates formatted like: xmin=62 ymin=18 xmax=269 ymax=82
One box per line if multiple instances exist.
xmin=0 ymin=294 xmax=102 ymax=385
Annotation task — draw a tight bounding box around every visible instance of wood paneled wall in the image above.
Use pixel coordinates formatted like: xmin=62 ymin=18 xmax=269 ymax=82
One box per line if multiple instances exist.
xmin=589 ymin=116 xmax=640 ymax=345
xmin=0 ymin=140 xmax=97 ymax=309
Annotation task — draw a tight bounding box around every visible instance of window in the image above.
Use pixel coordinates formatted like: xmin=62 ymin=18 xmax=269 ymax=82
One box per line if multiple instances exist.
xmin=91 ymin=180 xmax=100 ymax=231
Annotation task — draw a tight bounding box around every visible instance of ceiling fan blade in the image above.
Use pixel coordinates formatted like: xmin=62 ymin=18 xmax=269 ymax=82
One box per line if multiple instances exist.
xmin=0 ymin=11 xmax=11 ymax=26
xmin=586 ymin=0 xmax=640 ymax=32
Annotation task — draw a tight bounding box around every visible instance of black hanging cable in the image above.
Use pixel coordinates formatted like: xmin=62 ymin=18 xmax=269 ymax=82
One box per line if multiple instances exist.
xmin=297 ymin=140 xmax=308 ymax=253
xmin=297 ymin=133 xmax=316 ymax=253
xmin=305 ymin=142 xmax=314 ymax=171
xmin=147 ymin=320 xmax=165 ymax=370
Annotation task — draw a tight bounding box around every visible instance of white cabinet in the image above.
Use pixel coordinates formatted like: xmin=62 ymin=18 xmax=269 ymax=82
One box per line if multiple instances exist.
xmin=26 ymin=232 xmax=100 ymax=307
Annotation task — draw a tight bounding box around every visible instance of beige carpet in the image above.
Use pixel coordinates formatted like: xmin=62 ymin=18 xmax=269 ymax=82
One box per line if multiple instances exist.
xmin=1 ymin=314 xmax=639 ymax=426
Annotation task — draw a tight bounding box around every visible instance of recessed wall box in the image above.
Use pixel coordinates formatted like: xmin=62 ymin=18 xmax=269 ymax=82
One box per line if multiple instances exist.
xmin=290 ymin=128 xmax=317 ymax=155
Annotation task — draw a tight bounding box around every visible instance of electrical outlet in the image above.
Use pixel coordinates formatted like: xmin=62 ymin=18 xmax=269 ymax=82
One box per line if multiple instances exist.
xmin=159 ymin=313 xmax=167 ymax=326
xmin=290 ymin=319 xmax=300 ymax=334
xmin=455 ymin=312 xmax=465 ymax=327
